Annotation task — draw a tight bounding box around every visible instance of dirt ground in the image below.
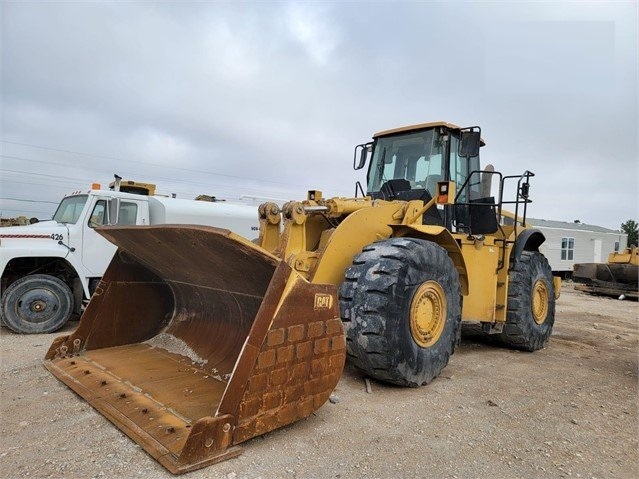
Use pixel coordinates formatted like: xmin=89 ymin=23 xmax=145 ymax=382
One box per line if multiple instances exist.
xmin=1 ymin=284 xmax=637 ymax=479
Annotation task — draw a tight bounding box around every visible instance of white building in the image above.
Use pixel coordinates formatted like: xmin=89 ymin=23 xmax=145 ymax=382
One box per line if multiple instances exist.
xmin=527 ymin=218 xmax=628 ymax=276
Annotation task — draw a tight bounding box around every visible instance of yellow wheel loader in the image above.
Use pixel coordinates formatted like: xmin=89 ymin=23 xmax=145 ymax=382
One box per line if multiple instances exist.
xmin=45 ymin=121 xmax=559 ymax=473
xmin=573 ymin=246 xmax=638 ymax=299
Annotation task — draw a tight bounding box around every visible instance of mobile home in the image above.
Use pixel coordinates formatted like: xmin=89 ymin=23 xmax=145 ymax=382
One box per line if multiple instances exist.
xmin=527 ymin=218 xmax=628 ymax=277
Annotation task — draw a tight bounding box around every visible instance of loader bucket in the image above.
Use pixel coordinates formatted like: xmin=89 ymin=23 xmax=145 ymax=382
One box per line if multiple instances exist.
xmin=44 ymin=225 xmax=346 ymax=474
xmin=573 ymin=262 xmax=638 ymax=286
xmin=573 ymin=261 xmax=638 ymax=298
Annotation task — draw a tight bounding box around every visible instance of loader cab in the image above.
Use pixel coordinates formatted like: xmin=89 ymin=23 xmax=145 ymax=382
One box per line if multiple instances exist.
xmin=358 ymin=122 xmax=488 ymax=231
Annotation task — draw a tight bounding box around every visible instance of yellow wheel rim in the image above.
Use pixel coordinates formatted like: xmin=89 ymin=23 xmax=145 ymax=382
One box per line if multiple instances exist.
xmin=531 ymin=279 xmax=549 ymax=324
xmin=409 ymin=281 xmax=447 ymax=348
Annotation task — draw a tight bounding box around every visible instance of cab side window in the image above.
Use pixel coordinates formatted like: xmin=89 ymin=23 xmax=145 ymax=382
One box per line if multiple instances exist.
xmin=88 ymin=200 xmax=138 ymax=227
xmin=88 ymin=200 xmax=107 ymax=228
xmin=117 ymin=202 xmax=138 ymax=225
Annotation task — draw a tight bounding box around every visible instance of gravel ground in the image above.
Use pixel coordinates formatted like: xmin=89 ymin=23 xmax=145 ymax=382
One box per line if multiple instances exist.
xmin=1 ymin=285 xmax=637 ymax=479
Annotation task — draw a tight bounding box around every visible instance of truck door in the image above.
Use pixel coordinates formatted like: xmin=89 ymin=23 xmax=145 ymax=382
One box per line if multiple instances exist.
xmin=81 ymin=198 xmax=146 ymax=276
xmin=82 ymin=199 xmax=119 ymax=276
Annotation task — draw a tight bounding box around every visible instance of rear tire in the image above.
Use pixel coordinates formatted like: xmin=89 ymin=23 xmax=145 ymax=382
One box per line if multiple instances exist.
xmin=1 ymin=274 xmax=73 ymax=334
xmin=498 ymin=251 xmax=555 ymax=351
xmin=339 ymin=238 xmax=462 ymax=387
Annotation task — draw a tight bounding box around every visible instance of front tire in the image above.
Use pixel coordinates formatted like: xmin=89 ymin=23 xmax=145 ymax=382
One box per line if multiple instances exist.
xmin=497 ymin=251 xmax=555 ymax=351
xmin=339 ymin=238 xmax=462 ymax=387
xmin=1 ymin=274 xmax=73 ymax=334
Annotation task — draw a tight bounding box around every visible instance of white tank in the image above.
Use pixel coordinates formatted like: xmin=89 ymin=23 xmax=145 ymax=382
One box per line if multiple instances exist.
xmin=147 ymin=196 xmax=260 ymax=240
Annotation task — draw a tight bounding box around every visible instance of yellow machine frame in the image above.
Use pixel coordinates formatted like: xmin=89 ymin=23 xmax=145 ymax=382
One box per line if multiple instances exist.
xmin=257 ymin=185 xmax=539 ymax=326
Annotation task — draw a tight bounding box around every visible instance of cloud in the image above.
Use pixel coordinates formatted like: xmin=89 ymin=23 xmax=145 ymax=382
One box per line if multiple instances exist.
xmin=285 ymin=3 xmax=339 ymax=66
xmin=123 ymin=127 xmax=196 ymax=166
xmin=1 ymin=1 xmax=636 ymax=229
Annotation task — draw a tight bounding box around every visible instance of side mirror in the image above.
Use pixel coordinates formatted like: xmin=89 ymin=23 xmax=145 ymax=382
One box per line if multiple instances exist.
xmin=107 ymin=198 xmax=120 ymax=225
xmin=459 ymin=128 xmax=481 ymax=158
xmin=353 ymin=142 xmax=372 ymax=170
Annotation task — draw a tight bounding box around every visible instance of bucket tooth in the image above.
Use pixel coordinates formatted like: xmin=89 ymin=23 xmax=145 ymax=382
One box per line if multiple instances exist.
xmin=44 ymin=225 xmax=345 ymax=474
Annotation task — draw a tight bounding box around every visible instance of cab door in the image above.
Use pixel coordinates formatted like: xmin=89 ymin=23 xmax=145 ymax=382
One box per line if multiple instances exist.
xmin=81 ymin=197 xmax=146 ymax=276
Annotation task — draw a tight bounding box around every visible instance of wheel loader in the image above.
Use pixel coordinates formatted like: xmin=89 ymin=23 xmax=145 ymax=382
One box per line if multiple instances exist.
xmin=573 ymin=246 xmax=638 ymax=299
xmin=44 ymin=121 xmax=560 ymax=474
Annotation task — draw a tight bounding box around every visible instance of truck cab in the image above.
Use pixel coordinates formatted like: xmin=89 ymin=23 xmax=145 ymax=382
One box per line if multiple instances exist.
xmin=1 ymin=185 xmax=259 ymax=334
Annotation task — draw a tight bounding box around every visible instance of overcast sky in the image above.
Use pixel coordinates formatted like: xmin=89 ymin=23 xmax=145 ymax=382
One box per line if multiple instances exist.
xmin=1 ymin=1 xmax=637 ymax=230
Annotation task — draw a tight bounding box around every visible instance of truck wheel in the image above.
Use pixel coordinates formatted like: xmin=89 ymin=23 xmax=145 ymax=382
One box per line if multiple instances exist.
xmin=339 ymin=238 xmax=462 ymax=387
xmin=498 ymin=251 xmax=555 ymax=351
xmin=1 ymin=274 xmax=73 ymax=334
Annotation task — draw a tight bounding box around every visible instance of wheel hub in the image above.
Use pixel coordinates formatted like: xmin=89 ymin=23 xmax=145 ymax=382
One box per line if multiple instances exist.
xmin=409 ymin=281 xmax=447 ymax=348
xmin=531 ymin=279 xmax=549 ymax=324
xmin=31 ymin=300 xmax=48 ymax=312
xmin=17 ymin=290 xmax=59 ymax=325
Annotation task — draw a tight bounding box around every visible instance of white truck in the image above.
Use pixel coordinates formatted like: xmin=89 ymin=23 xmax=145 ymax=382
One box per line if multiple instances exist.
xmin=0 ymin=182 xmax=260 ymax=334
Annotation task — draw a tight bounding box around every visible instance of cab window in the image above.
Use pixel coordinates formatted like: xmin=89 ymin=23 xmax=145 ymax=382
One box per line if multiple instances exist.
xmin=88 ymin=200 xmax=107 ymax=228
xmin=449 ymin=134 xmax=481 ymax=202
xmin=87 ymin=200 xmax=138 ymax=227
xmin=53 ymin=195 xmax=88 ymax=224
xmin=117 ymin=202 xmax=138 ymax=225
xmin=367 ymin=129 xmax=445 ymax=195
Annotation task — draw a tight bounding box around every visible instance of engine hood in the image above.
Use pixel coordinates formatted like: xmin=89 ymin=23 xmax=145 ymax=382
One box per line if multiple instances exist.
xmin=0 ymin=222 xmax=69 ymax=247
xmin=0 ymin=221 xmax=66 ymax=235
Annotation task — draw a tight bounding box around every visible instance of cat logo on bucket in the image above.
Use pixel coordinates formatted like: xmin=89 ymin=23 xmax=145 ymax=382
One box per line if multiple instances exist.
xmin=314 ymin=293 xmax=333 ymax=310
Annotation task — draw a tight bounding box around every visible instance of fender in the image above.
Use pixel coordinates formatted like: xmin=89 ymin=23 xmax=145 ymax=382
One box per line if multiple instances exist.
xmin=0 ymin=244 xmax=70 ymax=275
xmin=390 ymin=224 xmax=469 ymax=295
xmin=512 ymin=228 xmax=546 ymax=262
xmin=0 ymin=244 xmax=85 ymax=299
xmin=311 ymin=203 xmax=402 ymax=285
xmin=0 ymin=224 xmax=70 ymax=264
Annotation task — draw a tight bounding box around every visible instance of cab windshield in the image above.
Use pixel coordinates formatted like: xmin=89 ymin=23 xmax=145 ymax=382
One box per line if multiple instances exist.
xmin=52 ymin=195 xmax=88 ymax=224
xmin=367 ymin=129 xmax=445 ymax=196
xmin=366 ymin=128 xmax=482 ymax=202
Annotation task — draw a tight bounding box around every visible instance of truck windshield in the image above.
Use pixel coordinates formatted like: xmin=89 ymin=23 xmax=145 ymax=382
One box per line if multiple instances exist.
xmin=367 ymin=128 xmax=445 ymax=196
xmin=52 ymin=195 xmax=88 ymax=224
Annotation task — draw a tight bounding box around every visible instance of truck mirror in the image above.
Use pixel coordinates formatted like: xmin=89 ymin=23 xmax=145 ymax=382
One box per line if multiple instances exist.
xmin=108 ymin=199 xmax=120 ymax=225
xmin=353 ymin=143 xmax=372 ymax=170
xmin=459 ymin=130 xmax=481 ymax=158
